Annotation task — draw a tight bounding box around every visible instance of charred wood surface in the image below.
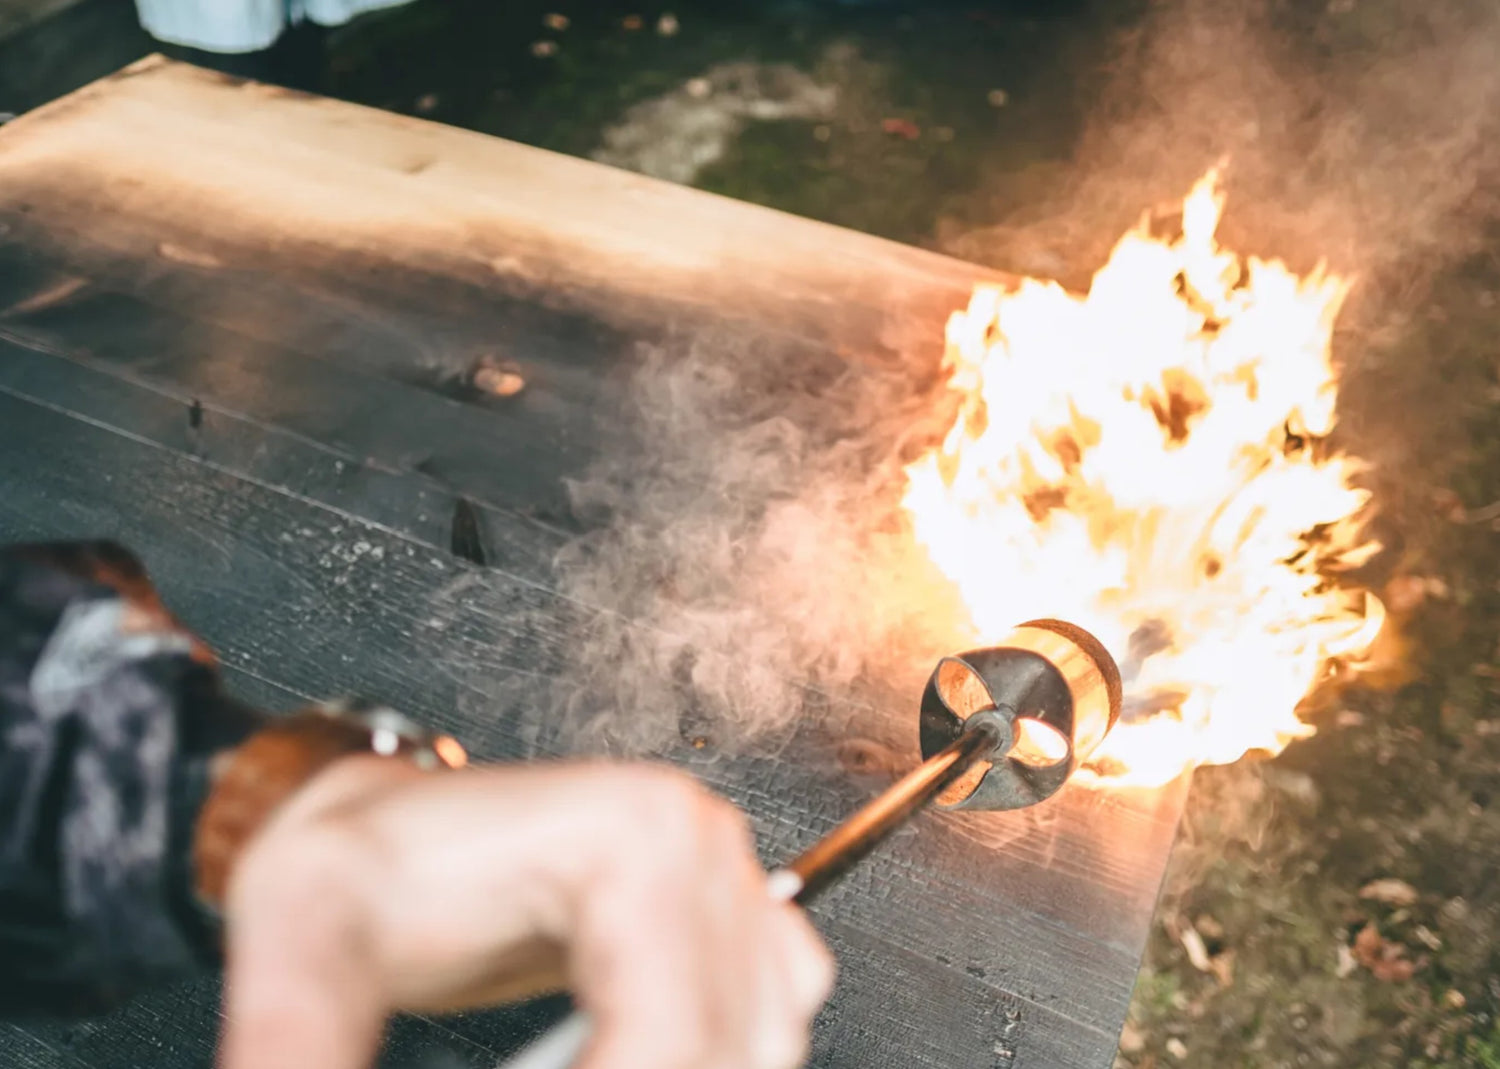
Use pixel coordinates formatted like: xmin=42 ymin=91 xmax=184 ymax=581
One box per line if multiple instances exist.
xmin=0 ymin=58 xmax=1185 ymax=1069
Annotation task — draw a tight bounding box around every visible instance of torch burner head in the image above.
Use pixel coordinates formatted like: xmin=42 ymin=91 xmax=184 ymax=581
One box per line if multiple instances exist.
xmin=919 ymin=619 xmax=1123 ymax=810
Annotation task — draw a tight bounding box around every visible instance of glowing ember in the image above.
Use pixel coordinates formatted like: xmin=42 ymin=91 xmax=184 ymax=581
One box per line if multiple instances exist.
xmin=903 ymin=170 xmax=1384 ymax=787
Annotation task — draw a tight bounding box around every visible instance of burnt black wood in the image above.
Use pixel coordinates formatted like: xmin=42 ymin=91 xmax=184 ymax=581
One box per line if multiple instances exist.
xmin=0 ymin=60 xmax=1178 ymax=1069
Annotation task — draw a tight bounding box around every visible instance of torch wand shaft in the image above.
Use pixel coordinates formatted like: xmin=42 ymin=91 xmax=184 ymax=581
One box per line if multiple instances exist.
xmin=778 ymin=716 xmax=1004 ymax=904
xmin=501 ymin=719 xmax=1006 ymax=1069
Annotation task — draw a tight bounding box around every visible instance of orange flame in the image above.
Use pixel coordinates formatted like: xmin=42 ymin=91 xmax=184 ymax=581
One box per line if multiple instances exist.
xmin=903 ymin=170 xmax=1383 ymax=787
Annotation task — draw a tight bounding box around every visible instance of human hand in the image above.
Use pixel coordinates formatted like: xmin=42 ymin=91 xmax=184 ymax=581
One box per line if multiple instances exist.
xmin=218 ymin=758 xmax=834 ymax=1069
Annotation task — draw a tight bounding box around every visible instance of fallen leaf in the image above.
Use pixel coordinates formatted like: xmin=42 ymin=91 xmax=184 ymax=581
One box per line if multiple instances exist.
xmin=1209 ymin=950 xmax=1235 ymax=988
xmin=1352 ymin=923 xmax=1384 ymax=961
xmin=1371 ymin=956 xmax=1416 ymax=982
xmin=542 ymin=12 xmax=569 ymax=30
xmin=1431 ymin=488 xmax=1467 ymax=521
xmin=1384 ymin=575 xmax=1445 ymax=613
xmin=1194 ymin=915 xmax=1224 ymax=940
xmin=1336 ymin=943 xmax=1357 ymax=978
xmin=1414 ymin=925 xmax=1443 ymax=951
xmin=1165 ymin=1038 xmax=1188 ymax=1060
xmin=1119 ymin=1022 xmax=1145 ymax=1054
xmin=1360 ymin=878 xmax=1419 ymax=907
xmin=1351 ymin=922 xmax=1417 ymax=982
xmin=1179 ymin=926 xmax=1213 ymax=972
xmin=881 ymin=117 xmax=921 ymax=139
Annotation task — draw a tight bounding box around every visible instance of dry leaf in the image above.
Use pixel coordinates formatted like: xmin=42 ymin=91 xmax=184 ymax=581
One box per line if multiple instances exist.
xmin=1209 ymin=950 xmax=1235 ymax=988
xmin=1384 ymin=575 xmax=1444 ymax=613
xmin=1352 ymin=923 xmax=1384 ymax=962
xmin=1119 ymin=1022 xmax=1145 ymax=1054
xmin=881 ymin=117 xmax=921 ymax=140
xmin=1371 ymin=956 xmax=1416 ymax=982
xmin=1165 ymin=1038 xmax=1188 ymax=1060
xmin=1360 ymin=878 xmax=1419 ymax=907
xmin=1180 ymin=926 xmax=1213 ymax=972
xmin=1336 ymin=943 xmax=1357 ymax=978
xmin=1351 ymin=923 xmax=1416 ymax=982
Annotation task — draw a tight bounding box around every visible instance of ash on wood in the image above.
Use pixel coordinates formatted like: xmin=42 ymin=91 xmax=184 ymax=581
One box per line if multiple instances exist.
xmin=0 ymin=57 xmax=1187 ymax=1069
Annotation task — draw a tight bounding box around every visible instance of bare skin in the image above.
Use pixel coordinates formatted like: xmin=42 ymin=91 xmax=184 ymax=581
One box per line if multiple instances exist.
xmin=220 ymin=757 xmax=834 ymax=1069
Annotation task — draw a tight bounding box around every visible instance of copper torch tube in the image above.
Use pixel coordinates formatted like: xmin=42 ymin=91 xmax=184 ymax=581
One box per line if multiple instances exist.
xmin=776 ymin=714 xmax=1009 ymax=904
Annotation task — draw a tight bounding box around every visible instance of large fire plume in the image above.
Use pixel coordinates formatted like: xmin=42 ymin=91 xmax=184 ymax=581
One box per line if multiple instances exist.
xmin=903 ymin=171 xmax=1384 ymax=787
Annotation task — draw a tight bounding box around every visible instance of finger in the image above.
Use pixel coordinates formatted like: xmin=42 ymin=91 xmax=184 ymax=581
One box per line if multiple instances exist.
xmin=748 ymin=905 xmax=834 ymax=1069
xmin=572 ymin=802 xmax=722 ymax=1069
xmin=220 ymin=847 xmax=386 ymax=1069
xmin=747 ymin=911 xmax=804 ymax=1069
xmin=699 ymin=801 xmax=765 ymax=1064
xmin=771 ymin=905 xmax=837 ymax=1019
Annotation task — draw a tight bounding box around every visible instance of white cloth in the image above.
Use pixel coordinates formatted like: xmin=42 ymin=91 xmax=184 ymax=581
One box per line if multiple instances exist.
xmin=135 ymin=0 xmax=414 ymax=53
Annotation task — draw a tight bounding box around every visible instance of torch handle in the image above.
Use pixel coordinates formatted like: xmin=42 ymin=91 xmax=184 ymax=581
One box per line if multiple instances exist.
xmin=498 ymin=720 xmax=1006 ymax=1069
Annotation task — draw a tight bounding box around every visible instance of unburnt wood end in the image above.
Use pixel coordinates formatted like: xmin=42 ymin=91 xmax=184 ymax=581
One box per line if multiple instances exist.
xmin=0 ymin=57 xmax=1187 ymax=1069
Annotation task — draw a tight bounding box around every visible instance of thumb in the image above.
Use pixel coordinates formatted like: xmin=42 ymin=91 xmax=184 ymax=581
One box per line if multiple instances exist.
xmin=219 ymin=864 xmax=388 ymax=1069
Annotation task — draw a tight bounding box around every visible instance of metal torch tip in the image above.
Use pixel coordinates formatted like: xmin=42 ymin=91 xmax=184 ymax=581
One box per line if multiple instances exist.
xmin=917 ymin=619 xmax=1123 ymax=811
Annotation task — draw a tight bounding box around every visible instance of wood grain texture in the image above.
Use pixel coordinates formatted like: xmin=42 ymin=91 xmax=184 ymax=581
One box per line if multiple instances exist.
xmin=0 ymin=58 xmax=1187 ymax=1069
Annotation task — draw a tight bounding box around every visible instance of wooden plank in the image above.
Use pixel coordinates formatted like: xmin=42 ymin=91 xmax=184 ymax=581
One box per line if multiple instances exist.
xmin=0 ymin=57 xmax=1184 ymax=1069
xmin=0 ymin=378 xmax=1181 ymax=1067
xmin=0 ymin=333 xmax=566 ymax=579
xmin=0 ymin=57 xmax=991 ymax=357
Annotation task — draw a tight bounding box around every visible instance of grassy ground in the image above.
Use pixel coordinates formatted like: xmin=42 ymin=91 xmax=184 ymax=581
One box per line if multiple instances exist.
xmin=1120 ymin=248 xmax=1500 ymax=1069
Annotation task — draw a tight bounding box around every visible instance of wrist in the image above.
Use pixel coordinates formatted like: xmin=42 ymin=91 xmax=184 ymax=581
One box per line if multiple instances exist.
xmin=192 ymin=705 xmax=466 ymax=913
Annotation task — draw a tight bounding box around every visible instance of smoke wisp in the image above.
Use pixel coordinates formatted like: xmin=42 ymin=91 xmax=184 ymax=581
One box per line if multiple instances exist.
xmin=530 ymin=0 xmax=1500 ymax=759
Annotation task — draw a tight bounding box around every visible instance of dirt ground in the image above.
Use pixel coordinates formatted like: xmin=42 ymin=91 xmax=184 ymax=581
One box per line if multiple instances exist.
xmin=7 ymin=0 xmax=1497 ymax=1065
